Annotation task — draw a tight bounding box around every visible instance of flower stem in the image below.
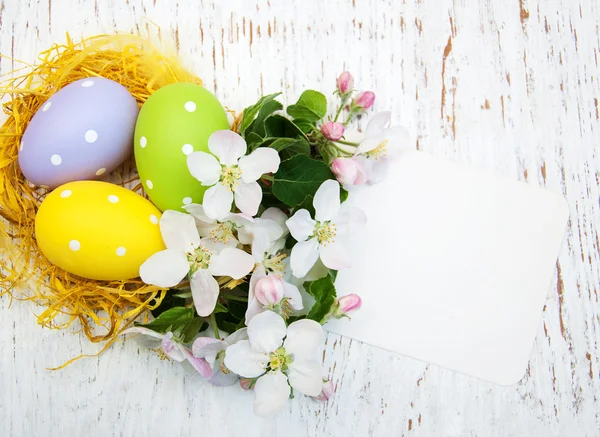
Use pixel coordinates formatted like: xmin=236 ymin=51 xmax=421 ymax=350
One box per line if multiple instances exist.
xmin=336 ymin=139 xmax=359 ymax=146
xmin=333 ymin=96 xmax=348 ymax=122
xmin=261 ymin=174 xmax=274 ymax=182
xmin=331 ymin=142 xmax=358 ymax=155
xmin=210 ymin=313 xmax=220 ymax=339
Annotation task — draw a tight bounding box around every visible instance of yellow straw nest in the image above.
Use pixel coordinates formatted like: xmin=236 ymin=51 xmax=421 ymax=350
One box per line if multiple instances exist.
xmin=0 ymin=34 xmax=204 ymax=366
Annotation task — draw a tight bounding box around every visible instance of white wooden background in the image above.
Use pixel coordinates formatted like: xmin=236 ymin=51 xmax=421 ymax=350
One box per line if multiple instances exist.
xmin=1 ymin=0 xmax=599 ymax=436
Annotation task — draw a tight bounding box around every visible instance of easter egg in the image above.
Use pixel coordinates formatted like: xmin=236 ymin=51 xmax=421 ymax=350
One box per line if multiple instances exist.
xmin=134 ymin=83 xmax=229 ymax=211
xmin=19 ymin=78 xmax=139 ymax=189
xmin=35 ymin=181 xmax=165 ymax=281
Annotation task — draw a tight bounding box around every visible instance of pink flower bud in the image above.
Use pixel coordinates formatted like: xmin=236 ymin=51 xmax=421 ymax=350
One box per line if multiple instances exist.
xmin=321 ymin=121 xmax=345 ymax=141
xmin=334 ymin=294 xmax=362 ymax=317
xmin=239 ymin=378 xmax=254 ymax=390
xmin=331 ymin=157 xmax=367 ymax=186
xmin=336 ymin=72 xmax=354 ymax=95
xmin=254 ymin=275 xmax=284 ymax=306
xmin=353 ymin=91 xmax=375 ymax=109
xmin=313 ymin=380 xmax=335 ymax=402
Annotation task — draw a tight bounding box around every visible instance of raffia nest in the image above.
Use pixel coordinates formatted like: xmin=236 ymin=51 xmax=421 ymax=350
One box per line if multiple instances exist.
xmin=0 ymin=34 xmax=205 ymax=367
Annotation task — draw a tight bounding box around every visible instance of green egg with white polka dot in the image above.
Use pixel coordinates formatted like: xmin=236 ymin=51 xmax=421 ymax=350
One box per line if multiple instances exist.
xmin=134 ymin=83 xmax=229 ymax=211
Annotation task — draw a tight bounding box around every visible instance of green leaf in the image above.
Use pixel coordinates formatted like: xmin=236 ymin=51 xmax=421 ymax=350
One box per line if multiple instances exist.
xmin=305 ymin=276 xmax=337 ymax=323
xmin=137 ymin=307 xmax=194 ymax=334
xmin=272 ymin=154 xmax=334 ymax=207
xmin=213 ymin=302 xmax=229 ymax=314
xmin=253 ymin=100 xmax=284 ymax=137
xmin=246 ymin=132 xmax=264 ymax=151
xmin=268 ymin=137 xmax=310 ymax=159
xmin=287 ymin=90 xmax=328 ymax=123
xmin=340 ymin=187 xmax=349 ymax=203
xmin=151 ymin=291 xmax=188 ymax=318
xmin=178 ymin=317 xmax=208 ymax=343
xmin=293 ymin=118 xmax=316 ymax=134
xmin=329 ymin=269 xmax=338 ymax=282
xmin=240 ymin=93 xmax=282 ymax=136
xmin=264 ymin=114 xmax=307 ymax=140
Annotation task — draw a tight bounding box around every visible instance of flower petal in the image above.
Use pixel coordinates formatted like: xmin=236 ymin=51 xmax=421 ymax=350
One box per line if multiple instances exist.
xmin=139 ymin=249 xmax=189 ymax=287
xmin=225 ymin=328 xmax=249 ymax=345
xmin=250 ymin=226 xmax=273 ymax=260
xmin=187 ymin=151 xmax=221 ymax=186
xmin=247 ymin=310 xmax=286 ymax=353
xmin=253 ymin=371 xmax=291 ymax=417
xmin=284 ymin=319 xmax=323 ymax=358
xmin=290 ymin=238 xmax=320 ymax=278
xmin=184 ymin=203 xmax=216 ymax=224
xmin=286 ymin=209 xmax=316 ymax=242
xmin=203 ymin=183 xmax=234 ymax=220
xmin=238 ymin=147 xmax=281 ymax=183
xmin=192 ymin=337 xmax=228 ymax=358
xmin=160 ymin=210 xmax=201 ymax=252
xmin=191 ymin=269 xmax=220 ymax=317
xmin=162 ymin=334 xmax=186 ymax=362
xmin=355 ymin=137 xmax=382 ymax=155
xmin=365 ymin=111 xmax=391 ymax=137
xmin=208 ymin=130 xmax=247 ymax=165
xmin=120 ymin=327 xmax=165 ymax=339
xmin=209 ymin=247 xmax=255 ymax=279
xmin=288 ymin=359 xmax=323 ymax=396
xmin=282 ymin=281 xmax=304 ymax=310
xmin=318 ymin=241 xmax=351 ymax=271
xmin=261 ymin=207 xmax=289 ymax=235
xmin=224 ymin=340 xmax=268 ymax=378
xmin=234 ymin=181 xmax=262 ymax=217
xmin=182 ymin=347 xmax=213 ymax=378
xmin=313 ymin=180 xmax=341 ymax=222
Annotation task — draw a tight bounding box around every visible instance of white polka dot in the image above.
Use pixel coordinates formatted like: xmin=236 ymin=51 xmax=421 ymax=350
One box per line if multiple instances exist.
xmin=51 ymin=154 xmax=62 ymax=165
xmin=140 ymin=136 xmax=147 ymax=148
xmin=149 ymin=214 xmax=159 ymax=225
xmin=85 ymin=130 xmax=98 ymax=143
xmin=116 ymin=247 xmax=127 ymax=256
xmin=182 ymin=197 xmax=192 ymax=205
xmin=108 ymin=195 xmax=119 ymax=203
xmin=95 ymin=168 xmax=106 ymax=176
xmin=184 ymin=101 xmax=196 ymax=112
xmin=42 ymin=102 xmax=51 ymax=111
xmin=60 ymin=189 xmax=72 ymax=198
xmin=81 ymin=80 xmax=94 ymax=87
xmin=69 ymin=240 xmax=81 ymax=251
xmin=146 ymin=180 xmax=153 ymax=189
xmin=182 ymin=144 xmax=194 ymax=155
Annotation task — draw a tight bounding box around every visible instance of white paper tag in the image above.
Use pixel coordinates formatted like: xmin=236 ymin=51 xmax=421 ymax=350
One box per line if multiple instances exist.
xmin=327 ymin=151 xmax=569 ymax=385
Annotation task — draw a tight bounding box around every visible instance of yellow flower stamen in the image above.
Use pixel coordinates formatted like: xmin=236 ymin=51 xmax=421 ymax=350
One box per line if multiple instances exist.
xmin=221 ymin=165 xmax=243 ymax=192
xmin=210 ymin=221 xmax=236 ymax=243
xmin=365 ymin=139 xmax=388 ymax=160
xmin=187 ymin=245 xmax=212 ymax=273
xmin=263 ymin=252 xmax=288 ymax=275
xmin=314 ymin=221 xmax=337 ymax=245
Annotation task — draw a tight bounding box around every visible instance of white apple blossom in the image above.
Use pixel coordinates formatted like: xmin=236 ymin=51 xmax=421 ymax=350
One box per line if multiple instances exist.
xmin=184 ymin=203 xmax=252 ymax=246
xmin=121 ymin=327 xmax=212 ymax=377
xmin=224 ymin=311 xmax=323 ymax=417
xmin=352 ymin=111 xmax=411 ymax=184
xmin=187 ymin=130 xmax=280 ymax=219
xmin=286 ymin=180 xmax=366 ymax=278
xmin=139 ymin=210 xmax=255 ymax=316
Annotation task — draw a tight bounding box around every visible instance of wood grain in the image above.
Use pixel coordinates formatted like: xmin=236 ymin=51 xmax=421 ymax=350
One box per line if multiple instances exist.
xmin=1 ymin=0 xmax=599 ymax=435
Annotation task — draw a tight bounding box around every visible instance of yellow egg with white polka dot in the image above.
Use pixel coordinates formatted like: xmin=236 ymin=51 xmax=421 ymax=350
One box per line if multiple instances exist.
xmin=35 ymin=181 xmax=166 ymax=281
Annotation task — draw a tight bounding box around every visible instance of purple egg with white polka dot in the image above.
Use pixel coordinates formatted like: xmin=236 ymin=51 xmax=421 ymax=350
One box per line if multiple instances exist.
xmin=18 ymin=78 xmax=139 ymax=189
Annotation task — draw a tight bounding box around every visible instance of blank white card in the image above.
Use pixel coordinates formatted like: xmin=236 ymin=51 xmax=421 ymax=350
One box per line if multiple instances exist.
xmin=327 ymin=151 xmax=569 ymax=385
